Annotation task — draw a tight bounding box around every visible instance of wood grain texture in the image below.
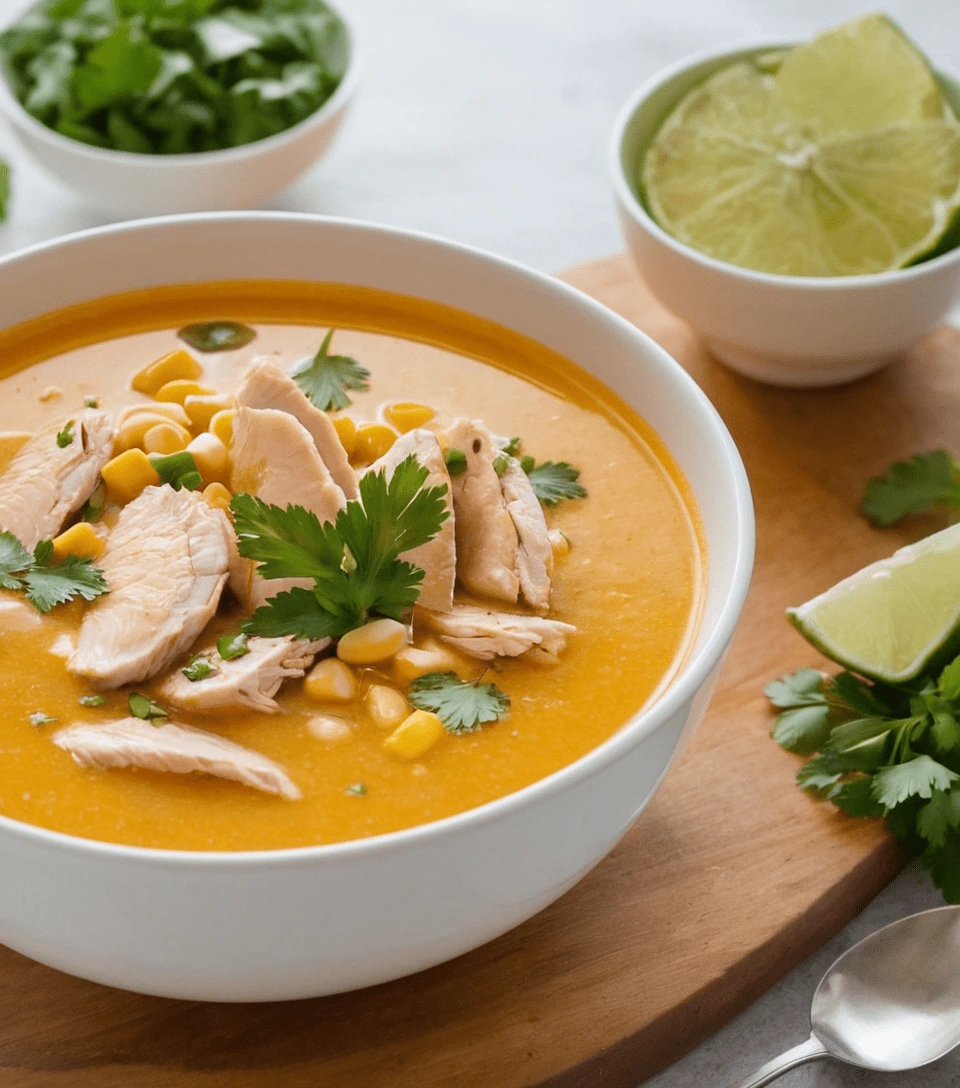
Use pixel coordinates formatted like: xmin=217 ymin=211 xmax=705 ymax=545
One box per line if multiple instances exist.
xmin=7 ymin=252 xmax=949 ymax=1087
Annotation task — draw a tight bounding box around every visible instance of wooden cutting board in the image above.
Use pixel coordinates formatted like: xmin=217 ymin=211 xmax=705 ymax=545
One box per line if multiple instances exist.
xmin=11 ymin=251 xmax=960 ymax=1088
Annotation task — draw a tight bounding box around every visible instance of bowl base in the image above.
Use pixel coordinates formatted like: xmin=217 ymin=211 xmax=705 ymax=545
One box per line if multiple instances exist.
xmin=705 ymin=339 xmax=899 ymax=388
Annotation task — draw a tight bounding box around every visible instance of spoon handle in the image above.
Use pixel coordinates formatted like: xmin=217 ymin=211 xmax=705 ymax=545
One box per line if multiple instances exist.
xmin=726 ymin=1035 xmax=831 ymax=1088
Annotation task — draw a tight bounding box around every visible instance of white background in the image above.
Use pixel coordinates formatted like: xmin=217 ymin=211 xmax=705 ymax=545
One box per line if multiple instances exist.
xmin=1 ymin=0 xmax=958 ymax=1083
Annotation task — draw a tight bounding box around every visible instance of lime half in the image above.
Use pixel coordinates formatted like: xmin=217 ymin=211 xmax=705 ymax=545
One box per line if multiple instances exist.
xmin=643 ymin=15 xmax=960 ymax=276
xmin=788 ymin=523 xmax=960 ymax=683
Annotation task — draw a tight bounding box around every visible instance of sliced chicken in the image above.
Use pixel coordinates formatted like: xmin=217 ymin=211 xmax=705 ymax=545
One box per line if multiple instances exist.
xmin=419 ymin=604 xmax=576 ymax=662
xmin=162 ymin=636 xmax=330 ymax=714
xmin=500 ymin=458 xmax=552 ymax=612
xmin=237 ymin=357 xmax=358 ymax=499
xmin=229 ymin=406 xmax=348 ymax=610
xmin=54 ymin=718 xmax=300 ymax=800
xmin=69 ymin=486 xmax=231 ymax=688
xmin=365 ymin=429 xmax=456 ymax=612
xmin=0 ymin=409 xmax=114 ymax=550
xmin=441 ymin=419 xmax=519 ymax=604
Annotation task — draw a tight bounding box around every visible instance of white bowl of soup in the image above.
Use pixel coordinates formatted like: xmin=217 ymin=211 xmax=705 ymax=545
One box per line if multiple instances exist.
xmin=0 ymin=214 xmax=753 ymax=1001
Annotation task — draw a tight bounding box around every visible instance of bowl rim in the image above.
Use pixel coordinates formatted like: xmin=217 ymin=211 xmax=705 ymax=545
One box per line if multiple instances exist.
xmin=0 ymin=0 xmax=362 ymax=166
xmin=609 ymin=37 xmax=960 ymax=290
xmin=0 ymin=211 xmax=755 ymax=867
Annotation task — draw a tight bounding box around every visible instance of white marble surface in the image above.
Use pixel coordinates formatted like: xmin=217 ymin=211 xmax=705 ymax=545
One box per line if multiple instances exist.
xmin=0 ymin=0 xmax=958 ymax=1084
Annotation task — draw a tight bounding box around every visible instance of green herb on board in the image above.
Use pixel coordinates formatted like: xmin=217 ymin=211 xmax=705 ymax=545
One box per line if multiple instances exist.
xmin=861 ymin=450 xmax=960 ymax=527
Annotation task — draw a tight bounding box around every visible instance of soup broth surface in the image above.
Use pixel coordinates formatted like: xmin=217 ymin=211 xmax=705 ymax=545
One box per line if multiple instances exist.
xmin=0 ymin=283 xmax=704 ymax=851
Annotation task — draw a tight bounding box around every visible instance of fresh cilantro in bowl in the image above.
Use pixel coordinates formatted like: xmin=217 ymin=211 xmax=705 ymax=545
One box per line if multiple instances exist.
xmin=0 ymin=0 xmax=349 ymax=155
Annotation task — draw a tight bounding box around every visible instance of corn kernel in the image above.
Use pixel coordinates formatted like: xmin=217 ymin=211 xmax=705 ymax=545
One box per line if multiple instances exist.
xmin=394 ymin=640 xmax=476 ymax=684
xmin=549 ymin=529 xmax=571 ymax=560
xmin=184 ymin=393 xmax=236 ymax=432
xmin=0 ymin=432 xmax=31 ymax=473
xmin=143 ymin=422 xmax=189 ymax=456
xmin=364 ymin=684 xmax=410 ymax=731
xmin=101 ymin=448 xmax=160 ymax=504
xmin=201 ymin=482 xmax=233 ymax=512
xmin=155 ymin=379 xmax=215 ymax=405
xmin=331 ymin=415 xmax=356 ymax=457
xmin=208 ymin=408 xmax=237 ymax=447
xmin=337 ymin=618 xmax=407 ymax=665
xmin=352 ymin=423 xmax=397 ymax=464
xmin=187 ymin=432 xmax=230 ymax=485
xmin=116 ymin=412 xmax=191 ymax=454
xmin=383 ymin=710 xmax=446 ymax=760
xmin=304 ymin=658 xmax=358 ymax=703
xmin=52 ymin=522 xmax=104 ymax=562
xmin=119 ymin=403 xmax=191 ymax=428
xmin=383 ymin=402 xmax=435 ymax=433
xmin=131 ymin=350 xmax=202 ymax=396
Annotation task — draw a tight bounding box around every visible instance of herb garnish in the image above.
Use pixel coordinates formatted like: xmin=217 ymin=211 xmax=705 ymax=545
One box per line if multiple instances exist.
xmin=769 ymin=660 xmax=960 ymax=902
xmin=345 ymin=782 xmax=367 ymax=796
xmin=182 ymin=656 xmax=217 ymax=682
xmin=128 ymin=693 xmax=167 ymax=720
xmin=408 ymin=672 xmax=510 ymax=734
xmin=0 ymin=1 xmax=349 ymax=156
xmin=149 ymin=450 xmax=202 ymax=491
xmin=79 ymin=694 xmax=106 ymax=707
xmin=521 ymin=458 xmax=587 ymax=507
xmin=178 ymin=321 xmax=257 ymax=353
xmin=231 ymin=455 xmax=448 ymax=640
xmin=217 ymin=632 xmax=250 ymax=661
xmin=0 ymin=532 xmax=108 ymax=613
xmin=84 ymin=397 xmax=100 ymax=409
xmin=81 ymin=480 xmax=106 ymax=523
xmin=444 ymin=448 xmax=467 ymax=476
xmin=861 ymin=450 xmax=960 ymax=527
xmin=56 ymin=420 xmax=75 ymax=448
xmin=29 ymin=711 xmax=57 ymax=727
xmin=291 ymin=329 xmax=370 ymax=412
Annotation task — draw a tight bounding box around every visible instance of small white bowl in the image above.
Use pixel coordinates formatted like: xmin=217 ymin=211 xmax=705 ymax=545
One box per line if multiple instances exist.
xmin=0 ymin=213 xmax=754 ymax=1001
xmin=610 ymin=43 xmax=960 ymax=388
xmin=0 ymin=2 xmax=360 ymax=217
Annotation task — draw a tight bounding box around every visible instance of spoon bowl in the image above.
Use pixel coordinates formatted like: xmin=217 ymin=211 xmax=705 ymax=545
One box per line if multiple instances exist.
xmin=813 ymin=905 xmax=960 ymax=1071
xmin=730 ymin=906 xmax=960 ymax=1087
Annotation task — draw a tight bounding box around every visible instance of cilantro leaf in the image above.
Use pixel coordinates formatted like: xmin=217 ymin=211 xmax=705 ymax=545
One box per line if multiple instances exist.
xmin=128 ymin=692 xmax=167 ymax=720
xmin=916 ymin=788 xmax=960 ymax=847
xmin=217 ymin=632 xmax=250 ymax=660
xmin=0 ymin=531 xmax=33 ymax=590
xmin=234 ymin=456 xmax=449 ymax=640
xmin=23 ymin=551 xmax=109 ymax=613
xmin=408 ymin=672 xmax=510 ymax=734
xmin=940 ymin=656 xmax=960 ymax=702
xmin=523 ymin=460 xmax=587 ymax=507
xmin=860 ymin=450 xmax=960 ymax=527
xmin=182 ymin=656 xmax=217 ymax=682
xmin=291 ymin=330 xmax=369 ymax=411
xmin=770 ymin=704 xmax=833 ymax=755
xmin=830 ymin=777 xmax=885 ymax=818
xmin=764 ymin=668 xmax=826 ymax=709
xmin=872 ymin=756 xmax=959 ymax=808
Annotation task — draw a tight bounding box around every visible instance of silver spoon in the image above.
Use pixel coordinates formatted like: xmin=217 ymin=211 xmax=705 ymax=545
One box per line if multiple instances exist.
xmin=728 ymin=905 xmax=960 ymax=1087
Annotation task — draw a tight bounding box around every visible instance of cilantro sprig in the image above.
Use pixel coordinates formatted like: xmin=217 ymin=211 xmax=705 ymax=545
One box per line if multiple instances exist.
xmin=291 ymin=329 xmax=369 ymax=412
xmin=768 ymin=658 xmax=960 ymax=902
xmin=521 ymin=458 xmax=587 ymax=507
xmin=0 ymin=532 xmax=108 ymax=613
xmin=0 ymin=0 xmax=349 ymax=156
xmin=232 ymin=455 xmax=448 ymax=640
xmin=861 ymin=450 xmax=960 ymax=527
xmin=408 ymin=671 xmax=510 ymax=734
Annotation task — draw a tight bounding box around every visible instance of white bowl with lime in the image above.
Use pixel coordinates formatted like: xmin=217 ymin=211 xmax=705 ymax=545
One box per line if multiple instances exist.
xmin=611 ymin=15 xmax=960 ymax=388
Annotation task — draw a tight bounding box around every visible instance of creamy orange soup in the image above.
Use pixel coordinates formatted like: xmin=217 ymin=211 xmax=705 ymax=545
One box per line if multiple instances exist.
xmin=0 ymin=283 xmax=704 ymax=851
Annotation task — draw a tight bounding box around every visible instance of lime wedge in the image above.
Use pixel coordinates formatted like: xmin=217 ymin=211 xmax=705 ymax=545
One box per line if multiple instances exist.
xmin=642 ymin=15 xmax=960 ymax=276
xmin=788 ymin=523 xmax=960 ymax=683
